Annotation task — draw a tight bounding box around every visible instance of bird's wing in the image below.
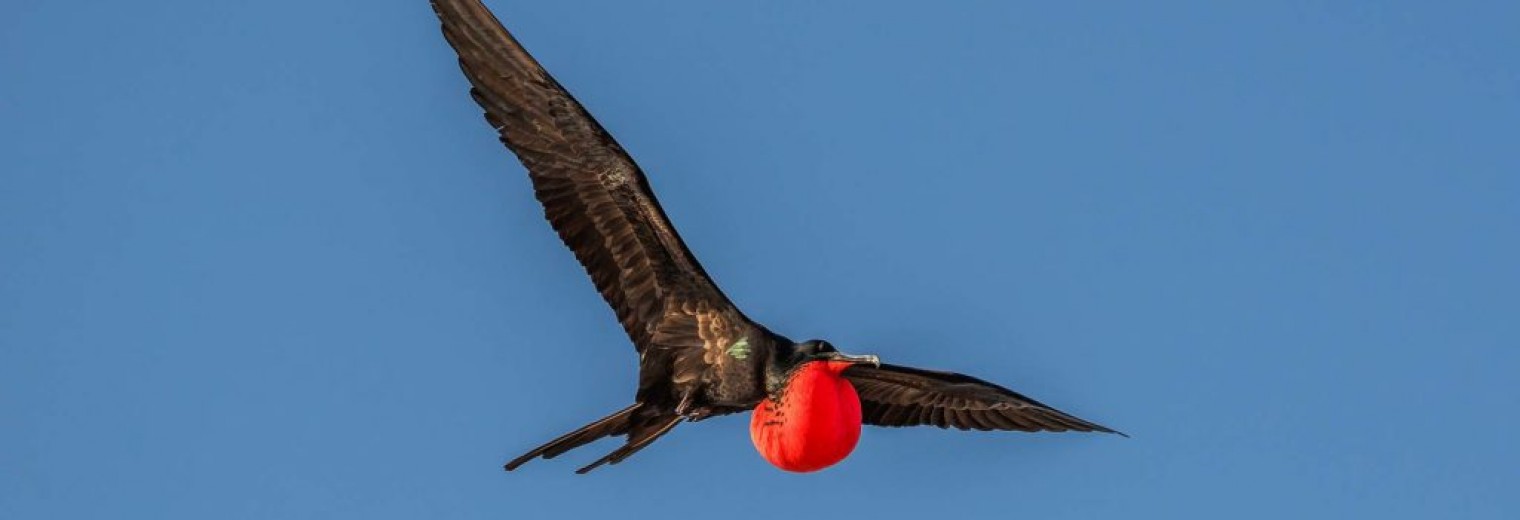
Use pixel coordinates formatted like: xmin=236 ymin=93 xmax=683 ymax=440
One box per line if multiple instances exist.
xmin=842 ymin=363 xmax=1122 ymax=434
xmin=432 ymin=0 xmax=744 ymax=352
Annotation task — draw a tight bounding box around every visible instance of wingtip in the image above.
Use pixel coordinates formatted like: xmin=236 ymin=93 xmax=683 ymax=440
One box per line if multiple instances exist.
xmin=502 ymin=455 xmax=534 ymax=472
xmin=1094 ymin=425 xmax=1129 ymax=438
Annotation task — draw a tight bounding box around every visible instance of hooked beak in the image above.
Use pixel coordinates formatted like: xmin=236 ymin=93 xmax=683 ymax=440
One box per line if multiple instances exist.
xmin=827 ymin=352 xmax=881 ymax=368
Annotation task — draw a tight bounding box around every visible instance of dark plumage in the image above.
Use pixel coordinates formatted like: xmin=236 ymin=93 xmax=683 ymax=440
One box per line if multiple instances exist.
xmin=431 ymin=0 xmax=1119 ymax=474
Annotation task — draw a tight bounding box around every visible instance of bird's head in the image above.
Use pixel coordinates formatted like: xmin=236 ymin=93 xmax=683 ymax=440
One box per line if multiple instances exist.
xmin=791 ymin=339 xmax=880 ymax=369
xmin=766 ymin=339 xmax=880 ymax=395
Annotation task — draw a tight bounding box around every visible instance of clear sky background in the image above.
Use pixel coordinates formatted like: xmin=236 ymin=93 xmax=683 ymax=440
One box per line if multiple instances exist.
xmin=4 ymin=1 xmax=1517 ymax=518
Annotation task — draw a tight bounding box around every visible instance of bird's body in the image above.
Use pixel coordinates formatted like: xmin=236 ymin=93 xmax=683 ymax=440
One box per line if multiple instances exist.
xmin=431 ymin=0 xmax=1119 ymax=474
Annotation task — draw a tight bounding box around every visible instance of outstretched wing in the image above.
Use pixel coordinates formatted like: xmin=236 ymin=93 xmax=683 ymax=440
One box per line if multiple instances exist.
xmin=431 ymin=0 xmax=743 ymax=352
xmin=843 ymin=364 xmax=1123 ymax=434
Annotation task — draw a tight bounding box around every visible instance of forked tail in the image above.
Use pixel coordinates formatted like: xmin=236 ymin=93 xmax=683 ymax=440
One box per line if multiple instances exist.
xmin=503 ymin=403 xmax=683 ymax=474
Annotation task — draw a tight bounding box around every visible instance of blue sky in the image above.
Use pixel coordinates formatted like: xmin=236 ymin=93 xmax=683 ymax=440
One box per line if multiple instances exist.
xmin=3 ymin=1 xmax=1517 ymax=518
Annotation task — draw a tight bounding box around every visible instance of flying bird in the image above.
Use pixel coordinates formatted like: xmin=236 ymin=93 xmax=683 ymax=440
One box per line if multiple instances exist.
xmin=430 ymin=0 xmax=1121 ymax=474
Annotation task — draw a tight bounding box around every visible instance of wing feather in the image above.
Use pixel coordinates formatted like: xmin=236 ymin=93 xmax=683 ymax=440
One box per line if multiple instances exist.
xmin=843 ymin=364 xmax=1123 ymax=435
xmin=432 ymin=0 xmax=742 ymax=352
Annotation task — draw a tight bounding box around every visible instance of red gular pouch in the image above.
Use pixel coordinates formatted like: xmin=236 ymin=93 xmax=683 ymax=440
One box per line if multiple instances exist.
xmin=749 ymin=360 xmax=862 ymax=472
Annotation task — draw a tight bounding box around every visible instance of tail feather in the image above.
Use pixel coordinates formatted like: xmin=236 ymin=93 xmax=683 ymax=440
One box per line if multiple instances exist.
xmin=503 ymin=404 xmax=640 ymax=471
xmin=574 ymin=414 xmax=683 ymax=474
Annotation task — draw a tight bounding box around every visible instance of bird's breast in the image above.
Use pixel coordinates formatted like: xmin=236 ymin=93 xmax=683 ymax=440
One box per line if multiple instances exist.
xmin=748 ymin=361 xmax=862 ymax=472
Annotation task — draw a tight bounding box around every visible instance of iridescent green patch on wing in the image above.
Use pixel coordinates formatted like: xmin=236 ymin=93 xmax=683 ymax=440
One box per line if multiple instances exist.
xmin=726 ymin=337 xmax=751 ymax=360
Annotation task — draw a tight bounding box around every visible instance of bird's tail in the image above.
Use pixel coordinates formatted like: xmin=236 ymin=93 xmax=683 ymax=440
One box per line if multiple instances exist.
xmin=504 ymin=403 xmax=640 ymax=471
xmin=573 ymin=413 xmax=682 ymax=474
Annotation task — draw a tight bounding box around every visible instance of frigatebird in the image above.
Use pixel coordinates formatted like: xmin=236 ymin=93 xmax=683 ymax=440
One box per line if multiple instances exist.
xmin=431 ymin=0 xmax=1121 ymax=474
